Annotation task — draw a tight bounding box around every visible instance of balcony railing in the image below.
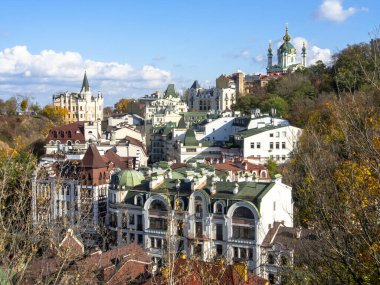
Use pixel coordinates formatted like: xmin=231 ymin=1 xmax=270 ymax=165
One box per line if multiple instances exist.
xmin=232 ymin=217 xmax=255 ymax=226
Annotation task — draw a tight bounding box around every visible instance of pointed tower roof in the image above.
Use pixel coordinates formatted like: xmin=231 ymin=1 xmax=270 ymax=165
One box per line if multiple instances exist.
xmin=81 ymin=71 xmax=90 ymax=93
xmin=191 ymin=80 xmax=201 ymax=89
xmin=82 ymin=144 xmax=106 ymax=168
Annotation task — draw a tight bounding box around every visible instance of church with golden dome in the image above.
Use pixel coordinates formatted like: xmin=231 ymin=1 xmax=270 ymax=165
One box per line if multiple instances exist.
xmin=267 ymin=25 xmax=307 ymax=74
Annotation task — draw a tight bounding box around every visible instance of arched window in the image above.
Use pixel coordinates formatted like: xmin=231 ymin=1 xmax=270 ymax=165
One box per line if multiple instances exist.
xmin=261 ymin=171 xmax=267 ymax=178
xmin=195 ymin=196 xmax=203 ymax=217
xmin=67 ymin=131 xmax=72 ymax=138
xmin=233 ymin=207 xmax=255 ymax=219
xmin=53 ymin=131 xmax=57 ymax=138
xmin=99 ymin=172 xmax=103 ymax=181
xmin=232 ymin=206 xmax=255 ymax=240
xmin=67 ymin=141 xmax=72 ymax=146
xmin=150 ymin=200 xmax=167 ymax=212
xmin=216 ymin=203 xmax=223 ymax=214
xmin=60 ymin=131 xmax=64 ymax=138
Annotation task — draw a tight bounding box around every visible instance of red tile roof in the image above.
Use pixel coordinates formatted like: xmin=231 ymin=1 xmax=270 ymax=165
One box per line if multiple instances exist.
xmin=46 ymin=121 xmax=86 ymax=143
xmin=82 ymin=144 xmax=107 ymax=168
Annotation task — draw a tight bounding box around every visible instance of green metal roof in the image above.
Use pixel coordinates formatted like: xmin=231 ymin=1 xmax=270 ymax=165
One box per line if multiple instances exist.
xmin=118 ymin=169 xmax=145 ymax=188
xmin=163 ymin=84 xmax=178 ymax=98
xmin=183 ymin=128 xmax=198 ymax=146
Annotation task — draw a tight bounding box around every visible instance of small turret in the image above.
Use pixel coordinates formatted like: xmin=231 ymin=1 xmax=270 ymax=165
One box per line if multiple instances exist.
xmin=301 ymin=42 xmax=307 ymax=67
xmin=267 ymin=41 xmax=273 ymax=69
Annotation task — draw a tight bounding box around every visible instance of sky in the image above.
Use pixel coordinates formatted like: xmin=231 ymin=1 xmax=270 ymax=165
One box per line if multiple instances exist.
xmin=0 ymin=0 xmax=378 ymax=107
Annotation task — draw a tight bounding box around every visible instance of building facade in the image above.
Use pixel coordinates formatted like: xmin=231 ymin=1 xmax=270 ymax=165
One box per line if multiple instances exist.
xmin=53 ymin=72 xmax=104 ymax=123
xmin=107 ymin=162 xmax=293 ymax=276
xmin=187 ymin=81 xmax=236 ymax=112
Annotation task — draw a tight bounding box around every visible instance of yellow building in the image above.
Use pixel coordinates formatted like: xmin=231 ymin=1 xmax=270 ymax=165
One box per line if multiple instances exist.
xmin=53 ymin=72 xmax=104 ymax=123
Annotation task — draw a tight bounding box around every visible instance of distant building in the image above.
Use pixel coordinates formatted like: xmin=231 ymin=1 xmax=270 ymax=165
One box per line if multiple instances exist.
xmin=267 ymin=25 xmax=307 ymax=74
xmin=187 ymin=80 xmax=236 ymax=112
xmin=53 ymin=72 xmax=104 ymax=123
xmin=233 ymin=124 xmax=302 ymax=164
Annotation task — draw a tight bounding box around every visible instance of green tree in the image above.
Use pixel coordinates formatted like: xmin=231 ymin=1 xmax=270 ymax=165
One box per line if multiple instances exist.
xmin=259 ymin=95 xmax=289 ymax=117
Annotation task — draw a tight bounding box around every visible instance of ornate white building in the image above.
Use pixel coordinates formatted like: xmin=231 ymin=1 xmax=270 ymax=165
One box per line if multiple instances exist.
xmin=267 ymin=25 xmax=307 ymax=74
xmin=187 ymin=81 xmax=236 ymax=112
xmin=53 ymin=72 xmax=104 ymax=123
xmin=107 ymin=161 xmax=293 ymax=275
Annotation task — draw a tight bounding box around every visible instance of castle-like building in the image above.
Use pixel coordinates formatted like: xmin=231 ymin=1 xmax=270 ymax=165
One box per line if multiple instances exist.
xmin=53 ymin=72 xmax=104 ymax=123
xmin=267 ymin=25 xmax=307 ymax=74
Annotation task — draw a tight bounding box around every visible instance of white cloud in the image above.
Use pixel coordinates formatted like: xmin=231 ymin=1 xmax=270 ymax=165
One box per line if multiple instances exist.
xmin=0 ymin=46 xmax=172 ymax=105
xmin=293 ymin=37 xmax=332 ymax=65
xmin=253 ymin=54 xmax=265 ymax=63
xmin=316 ymin=0 xmax=367 ymax=23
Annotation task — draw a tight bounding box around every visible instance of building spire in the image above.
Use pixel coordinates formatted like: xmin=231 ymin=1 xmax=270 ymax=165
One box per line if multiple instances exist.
xmin=81 ymin=71 xmax=90 ymax=93
xmin=283 ymin=23 xmax=291 ymax=43
xmin=268 ymin=40 xmax=273 ymax=55
xmin=302 ymin=41 xmax=307 ymax=54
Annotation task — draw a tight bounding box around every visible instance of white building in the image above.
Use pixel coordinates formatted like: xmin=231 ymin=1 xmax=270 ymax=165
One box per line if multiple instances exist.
xmin=234 ymin=124 xmax=302 ymax=164
xmin=107 ymin=162 xmax=293 ymax=275
xmin=187 ymin=81 xmax=236 ymax=112
xmin=53 ymin=72 xmax=104 ymax=123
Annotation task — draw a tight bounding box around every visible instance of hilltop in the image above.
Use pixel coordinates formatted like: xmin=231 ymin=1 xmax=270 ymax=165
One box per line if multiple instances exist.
xmin=0 ymin=115 xmax=53 ymax=155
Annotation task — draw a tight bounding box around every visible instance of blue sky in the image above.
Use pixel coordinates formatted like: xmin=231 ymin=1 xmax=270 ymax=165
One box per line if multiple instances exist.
xmin=0 ymin=0 xmax=378 ymax=106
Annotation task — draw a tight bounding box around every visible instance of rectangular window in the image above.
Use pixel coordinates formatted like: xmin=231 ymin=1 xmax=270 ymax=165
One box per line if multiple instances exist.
xmin=216 ymin=244 xmax=223 ymax=256
xmin=282 ymin=142 xmax=286 ymax=149
xmin=276 ymin=142 xmax=280 ymax=149
xmin=129 ymin=233 xmax=135 ymax=243
xmin=269 ymin=133 xmax=273 ymax=137
xmin=250 ymin=142 xmax=255 ymax=149
xmin=234 ymin=247 xmax=239 ymax=258
xmin=196 ymin=222 xmax=203 ymax=237
xmin=270 ymin=142 xmax=273 ymax=149
xmin=248 ymin=248 xmax=254 ymax=260
xmin=216 ymin=224 xmax=223 ymax=241
xmin=282 ymin=155 xmax=286 ymax=161
xmin=276 ymin=132 xmax=280 ymax=138
xmin=273 ymin=201 xmax=276 ymax=211
xmin=129 ymin=214 xmax=135 ymax=225
xmin=137 ymin=234 xmax=143 ymax=245
xmin=276 ymin=155 xmax=280 ymax=161
xmin=282 ymin=131 xmax=286 ymax=137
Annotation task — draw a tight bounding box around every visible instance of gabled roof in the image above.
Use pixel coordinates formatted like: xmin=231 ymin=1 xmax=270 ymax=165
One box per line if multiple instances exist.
xmin=82 ymin=145 xmax=106 ymax=168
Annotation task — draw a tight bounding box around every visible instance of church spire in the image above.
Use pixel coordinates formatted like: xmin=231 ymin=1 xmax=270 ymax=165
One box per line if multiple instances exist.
xmin=283 ymin=23 xmax=291 ymax=43
xmin=81 ymin=71 xmax=90 ymax=93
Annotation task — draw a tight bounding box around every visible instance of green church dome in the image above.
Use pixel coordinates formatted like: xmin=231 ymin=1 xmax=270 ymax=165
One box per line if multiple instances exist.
xmin=118 ymin=169 xmax=145 ymax=188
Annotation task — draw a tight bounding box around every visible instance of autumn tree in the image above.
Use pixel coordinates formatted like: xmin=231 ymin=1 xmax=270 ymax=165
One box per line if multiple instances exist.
xmin=20 ymin=98 xmax=29 ymax=112
xmin=39 ymin=105 xmax=68 ymax=124
xmin=114 ymin=98 xmax=131 ymax=113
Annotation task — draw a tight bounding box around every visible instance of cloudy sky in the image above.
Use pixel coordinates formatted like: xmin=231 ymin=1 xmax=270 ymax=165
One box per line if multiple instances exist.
xmin=0 ymin=0 xmax=378 ymax=106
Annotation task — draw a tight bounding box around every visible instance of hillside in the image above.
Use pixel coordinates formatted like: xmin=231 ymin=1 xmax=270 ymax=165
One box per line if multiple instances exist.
xmin=0 ymin=115 xmax=53 ymax=155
